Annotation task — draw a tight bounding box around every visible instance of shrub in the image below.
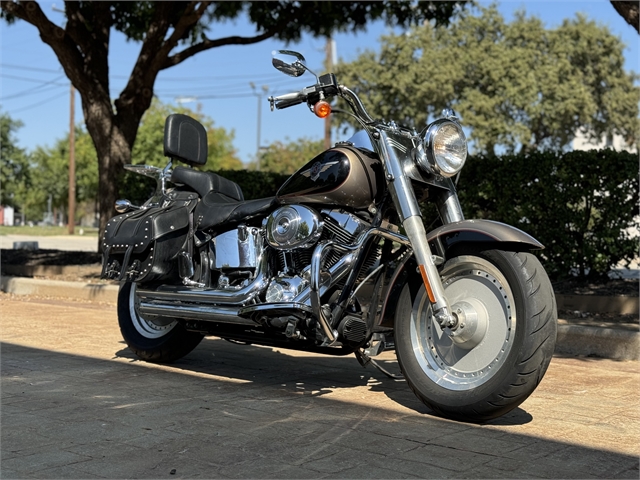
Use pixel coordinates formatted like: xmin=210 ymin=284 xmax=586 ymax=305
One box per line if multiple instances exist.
xmin=458 ymin=149 xmax=639 ymax=281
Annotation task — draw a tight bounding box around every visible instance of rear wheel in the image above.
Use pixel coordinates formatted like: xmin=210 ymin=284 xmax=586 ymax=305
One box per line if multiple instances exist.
xmin=395 ymin=250 xmax=557 ymax=422
xmin=118 ymin=282 xmax=203 ymax=363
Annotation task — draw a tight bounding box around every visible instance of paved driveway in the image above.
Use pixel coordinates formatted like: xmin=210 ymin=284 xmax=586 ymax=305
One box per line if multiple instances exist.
xmin=1 ymin=295 xmax=638 ymax=479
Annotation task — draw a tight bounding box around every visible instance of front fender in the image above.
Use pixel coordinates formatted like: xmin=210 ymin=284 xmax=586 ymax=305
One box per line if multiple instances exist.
xmin=376 ymin=219 xmax=542 ymax=328
xmin=427 ymin=219 xmax=543 ymax=256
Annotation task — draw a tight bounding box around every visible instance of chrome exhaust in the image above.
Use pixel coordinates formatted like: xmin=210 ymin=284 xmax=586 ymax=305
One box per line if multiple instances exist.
xmin=138 ymin=302 xmax=256 ymax=326
xmin=137 ymin=255 xmax=269 ymax=306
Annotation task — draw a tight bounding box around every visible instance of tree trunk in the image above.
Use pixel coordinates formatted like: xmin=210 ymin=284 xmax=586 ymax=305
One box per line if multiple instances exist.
xmin=80 ymin=94 xmax=139 ymax=250
xmin=611 ymin=1 xmax=640 ymax=34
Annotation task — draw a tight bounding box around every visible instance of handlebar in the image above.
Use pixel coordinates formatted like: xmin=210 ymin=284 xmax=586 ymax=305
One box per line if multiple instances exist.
xmin=268 ymin=73 xmax=374 ymax=125
xmin=269 ymin=91 xmax=307 ymax=111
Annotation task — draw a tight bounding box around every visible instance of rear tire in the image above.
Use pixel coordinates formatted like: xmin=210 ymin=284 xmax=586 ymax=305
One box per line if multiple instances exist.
xmin=118 ymin=282 xmax=203 ymax=363
xmin=395 ymin=250 xmax=557 ymax=422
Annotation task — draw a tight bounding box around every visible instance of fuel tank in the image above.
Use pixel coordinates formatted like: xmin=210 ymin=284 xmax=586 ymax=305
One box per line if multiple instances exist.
xmin=276 ymin=146 xmax=385 ymax=209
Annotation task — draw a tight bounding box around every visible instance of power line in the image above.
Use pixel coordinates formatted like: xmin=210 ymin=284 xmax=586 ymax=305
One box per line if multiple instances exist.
xmin=0 ymin=72 xmax=68 ymax=85
xmin=0 ymin=63 xmax=316 ymax=82
xmin=2 ymin=63 xmax=299 ymax=82
xmin=0 ymin=74 xmax=67 ymax=101
xmin=154 ymin=77 xmax=302 ymax=97
xmin=0 ymin=63 xmax=62 ymax=74
xmin=11 ymin=92 xmax=68 ymax=113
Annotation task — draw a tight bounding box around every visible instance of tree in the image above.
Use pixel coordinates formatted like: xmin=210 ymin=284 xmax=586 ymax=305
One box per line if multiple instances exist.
xmin=26 ymin=126 xmax=99 ymax=224
xmin=255 ymin=137 xmax=325 ymax=174
xmin=0 ymin=112 xmax=29 ymax=209
xmin=1 ymin=1 xmax=467 ymax=240
xmin=335 ymin=5 xmax=639 ymax=154
xmin=611 ymin=0 xmax=639 ymax=33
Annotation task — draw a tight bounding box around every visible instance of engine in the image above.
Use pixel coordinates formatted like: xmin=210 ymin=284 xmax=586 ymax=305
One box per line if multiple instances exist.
xmin=206 ymin=207 xmax=380 ymax=344
xmin=262 ymin=207 xmax=377 ymax=303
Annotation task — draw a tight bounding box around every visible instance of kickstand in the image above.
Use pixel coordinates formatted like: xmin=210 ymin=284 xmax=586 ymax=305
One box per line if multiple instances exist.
xmin=355 ymin=349 xmax=404 ymax=382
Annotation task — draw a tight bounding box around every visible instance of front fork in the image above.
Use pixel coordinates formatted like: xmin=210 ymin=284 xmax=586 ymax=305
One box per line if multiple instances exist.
xmin=380 ymin=131 xmax=463 ymax=328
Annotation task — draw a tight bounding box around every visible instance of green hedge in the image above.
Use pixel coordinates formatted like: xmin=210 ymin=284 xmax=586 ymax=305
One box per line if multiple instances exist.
xmin=457 ymin=149 xmax=639 ymax=281
xmin=214 ymin=170 xmax=290 ymax=200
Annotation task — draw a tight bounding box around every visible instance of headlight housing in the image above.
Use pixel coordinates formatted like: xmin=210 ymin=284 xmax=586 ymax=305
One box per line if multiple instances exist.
xmin=418 ymin=119 xmax=467 ymax=177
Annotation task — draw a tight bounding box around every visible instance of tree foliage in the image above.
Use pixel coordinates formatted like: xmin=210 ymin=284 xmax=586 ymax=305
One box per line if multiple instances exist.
xmin=1 ymin=0 xmax=468 ymax=240
xmin=254 ymin=137 xmax=325 ymax=174
xmin=23 ymin=127 xmax=98 ymax=223
xmin=0 ymin=112 xmax=29 ymax=209
xmin=335 ymin=5 xmax=639 ymax=154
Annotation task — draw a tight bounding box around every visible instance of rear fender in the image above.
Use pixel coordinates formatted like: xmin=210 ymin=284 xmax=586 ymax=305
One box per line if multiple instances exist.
xmin=376 ymin=219 xmax=543 ymax=328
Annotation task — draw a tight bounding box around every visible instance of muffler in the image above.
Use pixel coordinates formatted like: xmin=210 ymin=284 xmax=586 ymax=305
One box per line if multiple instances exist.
xmin=138 ymin=302 xmax=256 ymax=326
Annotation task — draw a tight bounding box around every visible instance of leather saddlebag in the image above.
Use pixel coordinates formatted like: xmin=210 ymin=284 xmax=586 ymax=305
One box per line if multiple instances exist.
xmin=101 ymin=202 xmax=191 ymax=283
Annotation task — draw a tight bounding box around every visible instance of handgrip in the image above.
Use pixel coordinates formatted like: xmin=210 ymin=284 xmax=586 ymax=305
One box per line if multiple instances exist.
xmin=269 ymin=91 xmax=306 ymax=110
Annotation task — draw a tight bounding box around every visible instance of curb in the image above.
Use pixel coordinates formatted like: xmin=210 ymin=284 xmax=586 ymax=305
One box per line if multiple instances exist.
xmin=1 ymin=276 xmax=118 ymax=303
xmin=556 ymin=294 xmax=639 ymax=315
xmin=1 ymin=276 xmax=638 ymax=361
xmin=556 ymin=325 xmax=639 ymax=361
xmin=2 ymin=264 xmax=100 ymax=277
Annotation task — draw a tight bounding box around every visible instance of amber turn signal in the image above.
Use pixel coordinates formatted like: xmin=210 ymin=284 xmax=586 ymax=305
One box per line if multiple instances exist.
xmin=313 ymin=101 xmax=331 ymax=118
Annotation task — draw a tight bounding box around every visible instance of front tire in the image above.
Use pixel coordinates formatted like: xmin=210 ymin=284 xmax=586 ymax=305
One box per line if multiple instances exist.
xmin=118 ymin=282 xmax=204 ymax=363
xmin=395 ymin=250 xmax=557 ymax=422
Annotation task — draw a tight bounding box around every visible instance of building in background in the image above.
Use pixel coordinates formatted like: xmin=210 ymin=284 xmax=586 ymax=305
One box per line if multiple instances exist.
xmin=572 ymin=131 xmax=637 ymax=153
xmin=0 ymin=206 xmax=15 ymax=226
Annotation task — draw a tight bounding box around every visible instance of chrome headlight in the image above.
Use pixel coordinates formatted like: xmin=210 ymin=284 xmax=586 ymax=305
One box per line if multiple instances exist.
xmin=419 ymin=119 xmax=467 ymax=177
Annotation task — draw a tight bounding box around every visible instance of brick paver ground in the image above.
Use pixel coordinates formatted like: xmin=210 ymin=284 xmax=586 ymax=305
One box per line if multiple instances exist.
xmin=1 ymin=294 xmax=638 ymax=479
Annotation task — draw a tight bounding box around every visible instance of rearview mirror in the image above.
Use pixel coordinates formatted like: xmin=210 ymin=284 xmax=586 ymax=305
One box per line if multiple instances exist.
xmin=272 ymin=50 xmax=308 ymax=77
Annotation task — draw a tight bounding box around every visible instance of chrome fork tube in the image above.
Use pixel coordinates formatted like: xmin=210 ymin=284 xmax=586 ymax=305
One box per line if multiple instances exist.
xmin=378 ymin=131 xmax=455 ymax=326
xmin=437 ymin=189 xmax=465 ymax=224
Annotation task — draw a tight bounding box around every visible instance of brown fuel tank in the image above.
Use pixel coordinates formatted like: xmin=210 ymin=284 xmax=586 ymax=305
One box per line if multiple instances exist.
xmin=276 ymin=146 xmax=385 ymax=209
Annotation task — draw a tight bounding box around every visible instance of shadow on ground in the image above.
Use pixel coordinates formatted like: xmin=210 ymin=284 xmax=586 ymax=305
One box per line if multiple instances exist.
xmin=2 ymin=338 xmax=638 ymax=479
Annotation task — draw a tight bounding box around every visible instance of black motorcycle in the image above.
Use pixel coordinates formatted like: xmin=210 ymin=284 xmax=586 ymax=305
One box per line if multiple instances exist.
xmin=101 ymin=50 xmax=557 ymax=422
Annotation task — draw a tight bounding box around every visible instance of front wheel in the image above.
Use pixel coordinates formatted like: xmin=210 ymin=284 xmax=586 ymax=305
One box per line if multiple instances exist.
xmin=118 ymin=282 xmax=204 ymax=363
xmin=395 ymin=250 xmax=557 ymax=422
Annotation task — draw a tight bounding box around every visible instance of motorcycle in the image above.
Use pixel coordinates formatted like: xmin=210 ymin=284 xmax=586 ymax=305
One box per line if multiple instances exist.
xmin=101 ymin=50 xmax=557 ymax=422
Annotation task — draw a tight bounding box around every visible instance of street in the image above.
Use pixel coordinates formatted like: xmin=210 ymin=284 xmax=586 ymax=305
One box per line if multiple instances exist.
xmin=1 ymin=294 xmax=638 ymax=479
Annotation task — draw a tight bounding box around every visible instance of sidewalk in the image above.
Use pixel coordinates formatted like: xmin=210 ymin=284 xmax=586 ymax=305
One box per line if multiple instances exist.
xmin=1 ymin=274 xmax=638 ymax=361
xmin=1 ymin=295 xmax=638 ymax=479
xmin=0 ymin=234 xmax=98 ymax=252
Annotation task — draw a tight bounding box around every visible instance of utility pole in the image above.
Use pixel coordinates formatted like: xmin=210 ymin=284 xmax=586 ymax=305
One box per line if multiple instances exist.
xmin=67 ymin=83 xmax=76 ymax=235
xmin=250 ymin=83 xmax=269 ymax=170
xmin=50 ymin=4 xmax=76 ymax=234
xmin=324 ymin=36 xmax=333 ymax=150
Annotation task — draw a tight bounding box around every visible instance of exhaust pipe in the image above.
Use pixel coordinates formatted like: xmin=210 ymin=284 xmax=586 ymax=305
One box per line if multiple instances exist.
xmin=138 ymin=302 xmax=256 ymax=326
xmin=137 ymin=255 xmax=269 ymax=306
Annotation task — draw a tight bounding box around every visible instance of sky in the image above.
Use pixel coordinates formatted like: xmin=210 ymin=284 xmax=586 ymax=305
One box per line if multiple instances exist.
xmin=1 ymin=0 xmax=638 ymax=166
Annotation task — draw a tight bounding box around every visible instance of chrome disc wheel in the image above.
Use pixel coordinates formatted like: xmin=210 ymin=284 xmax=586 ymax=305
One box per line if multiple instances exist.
xmin=128 ymin=283 xmax=177 ymax=339
xmin=409 ymin=255 xmax=515 ymax=391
